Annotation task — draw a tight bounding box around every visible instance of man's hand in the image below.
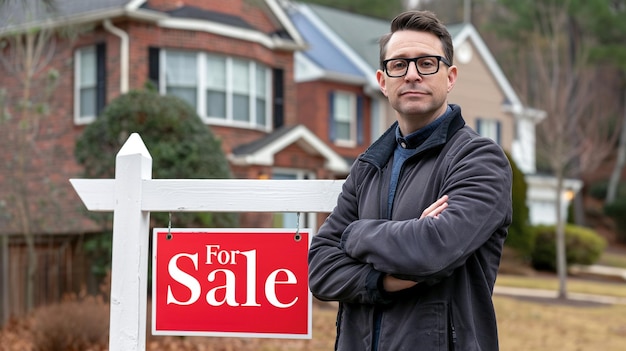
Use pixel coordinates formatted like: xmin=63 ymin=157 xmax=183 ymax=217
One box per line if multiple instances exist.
xmin=383 ymin=195 xmax=449 ymax=292
xmin=383 ymin=274 xmax=418 ymax=292
xmin=420 ymin=194 xmax=448 ymax=219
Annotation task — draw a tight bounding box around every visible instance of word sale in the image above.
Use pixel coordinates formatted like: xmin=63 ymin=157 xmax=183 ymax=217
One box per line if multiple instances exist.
xmin=165 ymin=244 xmax=298 ymax=308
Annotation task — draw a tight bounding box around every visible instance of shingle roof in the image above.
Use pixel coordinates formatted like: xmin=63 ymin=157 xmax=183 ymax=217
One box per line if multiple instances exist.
xmin=306 ymin=4 xmax=389 ymax=72
xmin=289 ymin=6 xmax=363 ymax=78
xmin=0 ymin=0 xmax=131 ymax=27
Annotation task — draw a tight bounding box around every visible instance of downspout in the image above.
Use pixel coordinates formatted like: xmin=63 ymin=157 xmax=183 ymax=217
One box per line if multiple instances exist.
xmin=103 ymin=19 xmax=129 ymax=93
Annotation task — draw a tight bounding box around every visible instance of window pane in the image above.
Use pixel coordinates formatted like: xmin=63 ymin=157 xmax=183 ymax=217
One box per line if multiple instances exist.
xmin=232 ymin=59 xmax=249 ymax=94
xmin=256 ymin=66 xmax=266 ymax=95
xmin=478 ymin=119 xmax=499 ymax=142
xmin=334 ymin=94 xmax=351 ymax=122
xmin=80 ymin=47 xmax=96 ymax=86
xmin=166 ymin=51 xmax=197 ymax=86
xmin=335 ymin=121 xmax=350 ymax=141
xmin=233 ymin=94 xmax=249 ymax=122
xmin=167 ymin=87 xmax=196 ymax=108
xmin=206 ymin=90 xmax=226 ymax=119
xmin=206 ymin=54 xmax=226 ymax=90
xmin=80 ymin=87 xmax=96 ymax=117
xmin=256 ymin=98 xmax=266 ymax=126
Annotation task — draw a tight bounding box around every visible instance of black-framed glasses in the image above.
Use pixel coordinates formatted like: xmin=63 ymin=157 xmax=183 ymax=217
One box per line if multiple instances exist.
xmin=382 ymin=55 xmax=451 ymax=77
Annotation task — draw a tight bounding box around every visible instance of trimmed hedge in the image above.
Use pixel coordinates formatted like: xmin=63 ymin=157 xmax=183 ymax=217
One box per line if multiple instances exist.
xmin=531 ymin=224 xmax=606 ymax=271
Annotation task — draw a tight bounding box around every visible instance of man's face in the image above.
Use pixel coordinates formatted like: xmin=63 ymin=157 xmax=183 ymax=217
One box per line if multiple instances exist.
xmin=377 ymin=30 xmax=457 ymax=133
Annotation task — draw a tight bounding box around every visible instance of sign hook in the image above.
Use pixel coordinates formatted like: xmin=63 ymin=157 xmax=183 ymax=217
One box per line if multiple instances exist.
xmin=294 ymin=212 xmax=301 ymax=242
xmin=167 ymin=212 xmax=173 ymax=240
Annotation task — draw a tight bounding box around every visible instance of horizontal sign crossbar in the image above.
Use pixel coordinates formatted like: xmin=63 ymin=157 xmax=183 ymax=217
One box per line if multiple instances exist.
xmin=70 ymin=179 xmax=343 ymax=213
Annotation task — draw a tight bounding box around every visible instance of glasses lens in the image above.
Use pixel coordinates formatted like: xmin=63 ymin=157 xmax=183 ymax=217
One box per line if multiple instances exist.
xmin=416 ymin=56 xmax=439 ymax=75
xmin=386 ymin=59 xmax=408 ymax=77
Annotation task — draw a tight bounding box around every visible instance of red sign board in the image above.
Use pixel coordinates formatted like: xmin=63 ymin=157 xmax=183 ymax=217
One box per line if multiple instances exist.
xmin=152 ymin=228 xmax=311 ymax=339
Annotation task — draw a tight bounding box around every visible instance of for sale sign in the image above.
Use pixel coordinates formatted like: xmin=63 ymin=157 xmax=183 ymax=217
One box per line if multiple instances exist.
xmin=152 ymin=228 xmax=312 ymax=339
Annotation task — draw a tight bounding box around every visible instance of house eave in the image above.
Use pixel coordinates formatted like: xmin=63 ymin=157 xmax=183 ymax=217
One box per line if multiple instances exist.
xmin=229 ymin=125 xmax=351 ymax=174
xmin=158 ymin=17 xmax=305 ymax=51
xmin=0 ymin=6 xmax=306 ymax=51
xmin=0 ymin=8 xmax=167 ymax=37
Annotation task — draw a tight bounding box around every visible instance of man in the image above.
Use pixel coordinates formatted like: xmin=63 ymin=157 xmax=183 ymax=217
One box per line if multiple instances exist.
xmin=308 ymin=10 xmax=512 ymax=351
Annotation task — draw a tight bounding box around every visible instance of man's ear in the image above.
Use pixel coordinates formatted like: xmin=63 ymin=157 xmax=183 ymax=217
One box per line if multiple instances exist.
xmin=447 ymin=65 xmax=458 ymax=93
xmin=376 ymin=70 xmax=388 ymax=96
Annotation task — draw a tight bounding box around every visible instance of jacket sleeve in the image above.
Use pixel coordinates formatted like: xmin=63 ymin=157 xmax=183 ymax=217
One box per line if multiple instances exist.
xmin=341 ymin=138 xmax=512 ymax=282
xmin=308 ymin=167 xmax=390 ymax=304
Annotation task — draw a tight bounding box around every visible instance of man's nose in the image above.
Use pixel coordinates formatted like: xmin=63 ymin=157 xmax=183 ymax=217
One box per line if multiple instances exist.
xmin=404 ymin=61 xmax=423 ymax=81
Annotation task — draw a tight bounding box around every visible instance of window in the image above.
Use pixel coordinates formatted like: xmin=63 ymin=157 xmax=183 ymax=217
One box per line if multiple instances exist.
xmin=74 ymin=44 xmax=105 ymax=124
xmin=328 ymin=91 xmax=364 ymax=147
xmin=205 ymin=54 xmax=226 ymax=119
xmin=165 ymin=51 xmax=197 ymax=108
xmin=476 ymin=118 xmax=501 ymax=144
xmin=161 ymin=50 xmax=271 ymax=130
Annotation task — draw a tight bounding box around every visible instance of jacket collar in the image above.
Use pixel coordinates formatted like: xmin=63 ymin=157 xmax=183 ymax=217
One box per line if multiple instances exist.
xmin=359 ymin=104 xmax=466 ymax=169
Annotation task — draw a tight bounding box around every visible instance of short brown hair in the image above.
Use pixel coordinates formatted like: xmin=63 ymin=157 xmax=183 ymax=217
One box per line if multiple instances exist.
xmin=379 ymin=11 xmax=454 ymax=69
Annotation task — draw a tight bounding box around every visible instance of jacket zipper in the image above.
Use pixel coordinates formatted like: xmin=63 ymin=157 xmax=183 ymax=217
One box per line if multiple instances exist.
xmin=448 ymin=304 xmax=457 ymax=350
xmin=335 ymin=302 xmax=343 ymax=351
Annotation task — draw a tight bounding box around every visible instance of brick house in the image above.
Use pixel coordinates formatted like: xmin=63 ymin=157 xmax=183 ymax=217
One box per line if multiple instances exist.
xmin=0 ymin=0 xmax=352 ymax=321
xmin=0 ymin=0 xmax=580 ymax=321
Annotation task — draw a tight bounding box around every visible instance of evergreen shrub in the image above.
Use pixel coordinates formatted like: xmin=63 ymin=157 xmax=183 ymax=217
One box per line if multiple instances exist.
xmin=75 ymin=88 xmax=237 ymax=228
xmin=531 ymin=224 xmax=606 ymax=271
xmin=504 ymin=152 xmax=534 ymax=256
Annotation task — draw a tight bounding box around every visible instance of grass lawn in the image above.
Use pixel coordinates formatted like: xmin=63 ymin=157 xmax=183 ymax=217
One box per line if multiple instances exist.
xmin=598 ymin=250 xmax=626 ymax=269
xmin=495 ymin=295 xmax=626 ymax=351
xmin=144 ymin=293 xmax=626 ymax=351
xmin=142 ymin=274 xmax=626 ymax=351
xmin=4 ymin=255 xmax=625 ymax=351
xmin=496 ymin=273 xmax=626 ymax=298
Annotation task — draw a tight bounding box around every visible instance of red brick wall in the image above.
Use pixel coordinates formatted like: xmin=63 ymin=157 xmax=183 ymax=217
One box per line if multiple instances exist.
xmin=297 ymin=81 xmax=371 ymax=160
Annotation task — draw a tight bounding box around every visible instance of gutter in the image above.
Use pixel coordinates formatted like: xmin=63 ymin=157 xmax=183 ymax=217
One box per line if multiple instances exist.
xmin=103 ymin=19 xmax=129 ymax=94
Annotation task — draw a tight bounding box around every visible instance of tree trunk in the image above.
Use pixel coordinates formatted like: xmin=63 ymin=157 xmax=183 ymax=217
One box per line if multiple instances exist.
xmin=1 ymin=234 xmax=8 ymax=326
xmin=555 ymin=168 xmax=568 ymax=299
xmin=606 ymin=89 xmax=626 ymax=204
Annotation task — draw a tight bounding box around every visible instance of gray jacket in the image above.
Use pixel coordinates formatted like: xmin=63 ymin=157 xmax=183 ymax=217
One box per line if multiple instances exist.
xmin=308 ymin=105 xmax=512 ymax=350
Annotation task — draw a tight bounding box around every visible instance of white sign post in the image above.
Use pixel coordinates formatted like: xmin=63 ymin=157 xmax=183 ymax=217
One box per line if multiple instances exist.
xmin=70 ymin=133 xmax=343 ymax=351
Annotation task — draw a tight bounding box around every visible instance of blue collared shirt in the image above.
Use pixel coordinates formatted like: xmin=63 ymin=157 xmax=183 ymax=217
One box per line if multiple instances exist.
xmin=387 ymin=105 xmax=452 ymax=217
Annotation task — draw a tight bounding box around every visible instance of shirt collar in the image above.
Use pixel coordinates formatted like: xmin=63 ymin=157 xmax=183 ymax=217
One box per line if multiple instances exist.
xmin=396 ymin=105 xmax=452 ymax=149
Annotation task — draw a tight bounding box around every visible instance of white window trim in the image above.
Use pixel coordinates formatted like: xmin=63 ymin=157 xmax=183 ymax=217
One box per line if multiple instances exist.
xmin=333 ymin=91 xmax=357 ymax=148
xmin=74 ymin=46 xmax=97 ymax=125
xmin=161 ymin=50 xmax=272 ymax=132
xmin=477 ymin=117 xmax=501 ymax=144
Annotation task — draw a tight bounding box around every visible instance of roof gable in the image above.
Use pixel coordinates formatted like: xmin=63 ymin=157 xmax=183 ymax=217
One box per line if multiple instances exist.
xmin=451 ymin=23 xmax=523 ymax=111
xmin=230 ymin=125 xmax=350 ymax=174
xmin=287 ymin=2 xmax=381 ymax=88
